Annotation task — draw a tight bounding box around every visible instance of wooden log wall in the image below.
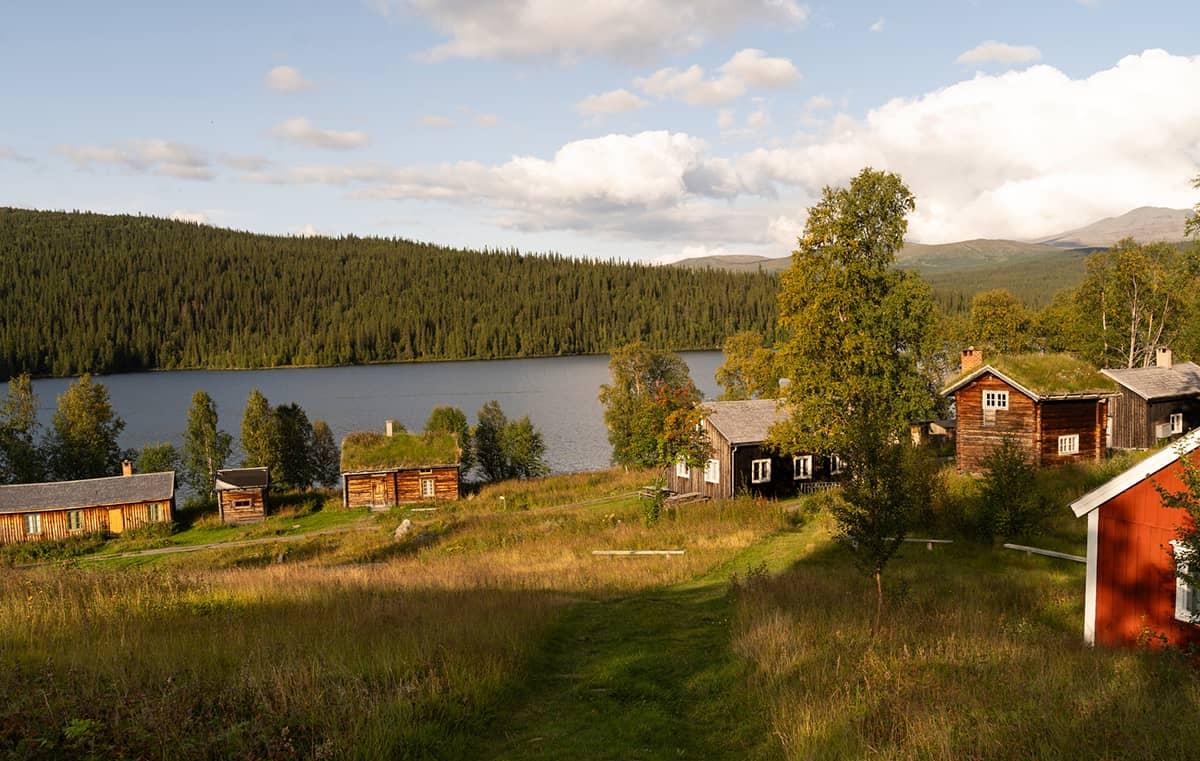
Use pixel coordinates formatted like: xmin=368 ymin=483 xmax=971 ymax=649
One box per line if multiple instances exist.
xmin=954 ymin=374 xmax=1037 ymax=473
xmin=218 ymin=488 xmax=267 ymax=524
xmin=0 ymin=498 xmax=172 ymax=545
xmin=345 ymin=467 xmax=460 ymax=509
xmin=1039 ymin=398 xmax=1107 ymax=467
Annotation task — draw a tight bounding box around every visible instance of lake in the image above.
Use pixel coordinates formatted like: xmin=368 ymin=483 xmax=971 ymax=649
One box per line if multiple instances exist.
xmin=22 ymin=352 xmax=724 ymax=475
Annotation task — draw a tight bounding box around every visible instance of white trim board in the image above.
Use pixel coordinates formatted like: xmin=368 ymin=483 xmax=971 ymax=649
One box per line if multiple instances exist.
xmin=1069 ymin=428 xmax=1200 ymax=518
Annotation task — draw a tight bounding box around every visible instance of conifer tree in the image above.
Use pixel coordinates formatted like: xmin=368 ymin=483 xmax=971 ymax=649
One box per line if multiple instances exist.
xmin=311 ymin=420 xmax=340 ymax=488
xmin=474 ymin=401 xmax=509 ymax=482
xmin=425 ymin=405 xmax=474 ymax=475
xmin=240 ymin=388 xmax=275 ymax=469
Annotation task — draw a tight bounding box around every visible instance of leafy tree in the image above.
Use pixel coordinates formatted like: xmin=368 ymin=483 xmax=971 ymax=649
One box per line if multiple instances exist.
xmin=47 ymin=374 xmax=126 ymax=480
xmin=272 ymin=403 xmax=315 ymax=489
xmin=182 ymin=391 xmax=232 ymax=494
xmin=771 ymin=167 xmax=938 ymax=630
xmin=502 ymin=416 xmax=549 ymax=479
xmin=240 ymin=388 xmax=276 ymax=470
xmin=976 ymin=438 xmax=1051 ymax=541
xmin=598 ymin=341 xmax=701 ymax=468
xmin=135 ymin=442 xmax=180 ymax=475
xmin=715 ymin=331 xmax=780 ymax=400
xmin=1154 ymin=446 xmax=1200 ymax=621
xmin=311 ymin=420 xmax=340 ymax=488
xmin=425 ymin=405 xmax=474 ymax=475
xmin=968 ymin=288 xmax=1031 ymax=354
xmin=0 ymin=373 xmax=43 ymax=483
xmin=474 ymin=401 xmax=509 ymax=482
xmin=1187 ymin=173 xmax=1200 ymax=240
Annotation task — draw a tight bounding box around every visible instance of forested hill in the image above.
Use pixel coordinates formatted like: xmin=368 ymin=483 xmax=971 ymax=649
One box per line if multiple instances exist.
xmin=0 ymin=208 xmax=779 ymax=379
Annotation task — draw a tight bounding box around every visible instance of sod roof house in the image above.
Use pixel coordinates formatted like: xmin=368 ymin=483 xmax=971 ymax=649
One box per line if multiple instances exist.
xmin=341 ymin=420 xmax=461 ymax=509
xmin=215 ymin=467 xmax=271 ymax=525
xmin=942 ymin=349 xmax=1116 ymax=472
xmin=1102 ymin=348 xmax=1200 ymax=450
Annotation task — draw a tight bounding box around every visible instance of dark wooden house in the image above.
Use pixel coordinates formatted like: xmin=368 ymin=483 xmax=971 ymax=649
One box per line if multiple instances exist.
xmin=1070 ymin=428 xmax=1200 ymax=648
xmin=666 ymin=399 xmax=842 ymax=500
xmin=1101 ymin=348 xmax=1200 ymax=450
xmin=0 ymin=462 xmax=175 ymax=544
xmin=943 ymin=349 xmax=1115 ymax=473
xmin=215 ymin=467 xmax=270 ymax=525
xmin=341 ymin=422 xmax=460 ymax=510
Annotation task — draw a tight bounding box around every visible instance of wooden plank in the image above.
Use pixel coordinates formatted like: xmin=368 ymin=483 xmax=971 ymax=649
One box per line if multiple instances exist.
xmin=1002 ymin=543 xmax=1086 ymax=563
xmin=591 ymin=550 xmax=685 ymax=556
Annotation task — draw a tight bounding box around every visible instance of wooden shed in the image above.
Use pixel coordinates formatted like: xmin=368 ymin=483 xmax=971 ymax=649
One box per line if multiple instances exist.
xmin=215 ymin=467 xmax=270 ymax=525
xmin=0 ymin=464 xmax=175 ymax=544
xmin=1070 ymin=430 xmax=1200 ymax=648
xmin=341 ymin=423 xmax=460 ymax=510
xmin=1102 ymin=348 xmax=1200 ymax=450
xmin=942 ymin=349 xmax=1115 ymax=472
xmin=666 ymin=399 xmax=842 ymax=500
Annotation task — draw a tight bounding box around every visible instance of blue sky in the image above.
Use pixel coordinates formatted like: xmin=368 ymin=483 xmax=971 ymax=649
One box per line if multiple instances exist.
xmin=2 ymin=0 xmax=1198 ymax=262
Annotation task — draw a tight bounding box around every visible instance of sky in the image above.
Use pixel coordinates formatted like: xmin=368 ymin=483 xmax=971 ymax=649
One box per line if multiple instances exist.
xmin=1 ymin=0 xmax=1198 ymax=263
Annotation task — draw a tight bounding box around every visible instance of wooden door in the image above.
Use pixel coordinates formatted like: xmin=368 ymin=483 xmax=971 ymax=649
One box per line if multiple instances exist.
xmin=108 ymin=507 xmax=124 ymax=534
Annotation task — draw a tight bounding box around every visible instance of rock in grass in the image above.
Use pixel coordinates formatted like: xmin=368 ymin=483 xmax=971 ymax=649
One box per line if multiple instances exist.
xmin=394 ymin=519 xmax=413 ymax=541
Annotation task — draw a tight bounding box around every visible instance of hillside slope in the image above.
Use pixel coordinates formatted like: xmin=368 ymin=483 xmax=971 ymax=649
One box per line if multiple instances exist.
xmin=1038 ymin=206 xmax=1191 ymax=248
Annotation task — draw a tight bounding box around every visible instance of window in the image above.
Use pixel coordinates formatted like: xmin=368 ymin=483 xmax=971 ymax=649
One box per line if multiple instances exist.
xmin=421 ymin=478 xmax=436 ymax=498
xmin=1171 ymin=412 xmax=1184 ymax=435
xmin=1058 ymin=434 xmax=1080 ymax=455
xmin=232 ymin=498 xmax=252 ymax=508
xmin=1172 ymin=543 xmax=1199 ymax=624
xmin=793 ymin=455 xmax=813 ymax=480
xmin=675 ymin=459 xmax=691 ymax=479
xmin=982 ymin=390 xmax=1009 ymax=410
xmin=146 ymin=503 xmax=162 ymax=522
xmin=704 ymin=459 xmax=720 ymax=484
xmin=67 ymin=510 xmax=83 ymax=531
xmin=751 ymin=459 xmax=771 ymax=484
xmin=23 ymin=513 xmax=41 ymax=535
xmin=830 ymin=455 xmax=846 ymax=475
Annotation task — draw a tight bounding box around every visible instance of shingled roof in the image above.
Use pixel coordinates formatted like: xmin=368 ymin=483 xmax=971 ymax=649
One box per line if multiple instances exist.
xmin=215 ymin=467 xmax=270 ymax=490
xmin=702 ymin=399 xmax=789 ymax=445
xmin=1101 ymin=362 xmax=1200 ymax=401
xmin=0 ymin=472 xmax=176 ymax=515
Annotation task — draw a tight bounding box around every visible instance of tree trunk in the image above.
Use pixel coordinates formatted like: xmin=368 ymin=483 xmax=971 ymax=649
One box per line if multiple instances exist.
xmin=873 ymin=569 xmax=883 ymax=634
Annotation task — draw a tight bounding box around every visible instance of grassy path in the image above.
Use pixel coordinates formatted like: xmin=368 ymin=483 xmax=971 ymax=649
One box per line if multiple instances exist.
xmin=465 ymin=529 xmax=820 ymax=760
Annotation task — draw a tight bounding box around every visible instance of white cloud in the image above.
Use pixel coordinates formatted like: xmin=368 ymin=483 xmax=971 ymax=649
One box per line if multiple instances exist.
xmin=265 ymin=65 xmax=314 ymax=93
xmin=57 ymin=139 xmax=213 ymax=180
xmin=475 ymin=113 xmax=500 ymax=127
xmin=385 ymin=0 xmax=808 ymax=63
xmin=635 ymin=48 xmax=798 ymax=105
xmin=870 ymin=17 xmax=885 ymax=32
xmin=420 ymin=114 xmax=455 ymax=128
xmin=575 ymin=89 xmax=650 ymax=117
xmin=956 ymin=41 xmax=1042 ymax=65
xmin=0 ymin=146 xmax=33 ymax=163
xmin=295 ymin=223 xmax=323 ymax=237
xmin=271 ymin=117 xmax=370 ymax=149
xmin=717 ymin=108 xmax=736 ymax=130
xmin=169 ymin=209 xmax=210 ymax=224
xmin=805 ymin=94 xmax=833 ymax=110
xmin=745 ymin=108 xmax=769 ymax=131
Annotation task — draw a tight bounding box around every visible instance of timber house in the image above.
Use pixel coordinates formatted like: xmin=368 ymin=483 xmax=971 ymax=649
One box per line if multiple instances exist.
xmin=1101 ymin=348 xmax=1200 ymax=450
xmin=341 ymin=420 xmax=461 ymax=509
xmin=943 ymin=349 xmax=1116 ymax=473
xmin=0 ymin=461 xmax=175 ymax=544
xmin=215 ymin=467 xmax=270 ymax=525
xmin=667 ymin=399 xmax=842 ymax=500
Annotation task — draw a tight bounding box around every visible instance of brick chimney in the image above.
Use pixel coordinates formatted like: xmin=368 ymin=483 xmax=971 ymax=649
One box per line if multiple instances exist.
xmin=960 ymin=347 xmax=983 ymax=374
xmin=1157 ymin=347 xmax=1173 ymax=369
xmin=121 ymin=459 xmax=133 ymax=477
xmin=385 ymin=419 xmax=396 ymax=437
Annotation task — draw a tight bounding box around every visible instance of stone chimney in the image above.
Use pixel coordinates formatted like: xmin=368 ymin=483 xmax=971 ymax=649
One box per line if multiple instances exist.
xmin=961 ymin=347 xmax=983 ymax=374
xmin=385 ymin=419 xmax=397 ymax=437
xmin=1157 ymin=347 xmax=1173 ymax=369
xmin=121 ymin=459 xmax=133 ymax=477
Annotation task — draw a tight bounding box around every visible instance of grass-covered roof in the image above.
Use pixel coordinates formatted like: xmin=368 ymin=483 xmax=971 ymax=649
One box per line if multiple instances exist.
xmin=340 ymin=431 xmax=460 ymax=472
xmin=948 ymin=353 xmax=1117 ymax=398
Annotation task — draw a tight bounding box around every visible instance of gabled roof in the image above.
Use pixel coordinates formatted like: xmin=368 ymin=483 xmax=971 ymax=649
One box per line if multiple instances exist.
xmin=703 ymin=399 xmax=789 ymax=446
xmin=942 ymin=353 xmax=1117 ymax=401
xmin=1101 ymin=362 xmax=1200 ymax=401
xmin=0 ymin=472 xmax=176 ymax=515
xmin=1070 ymin=428 xmax=1200 ymax=517
xmin=340 ymin=431 xmax=460 ymax=473
xmin=215 ymin=467 xmax=270 ymax=490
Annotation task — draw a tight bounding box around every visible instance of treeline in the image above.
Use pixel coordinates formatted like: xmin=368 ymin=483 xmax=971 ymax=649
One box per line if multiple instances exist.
xmin=0 ymin=208 xmax=779 ymax=379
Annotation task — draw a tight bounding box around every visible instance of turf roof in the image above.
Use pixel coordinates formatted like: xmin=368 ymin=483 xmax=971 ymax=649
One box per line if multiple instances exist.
xmin=948 ymin=353 xmax=1117 ymax=398
xmin=340 ymin=431 xmax=460 ymax=472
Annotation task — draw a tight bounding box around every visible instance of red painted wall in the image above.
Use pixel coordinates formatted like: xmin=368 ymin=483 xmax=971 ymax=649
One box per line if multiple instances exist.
xmin=1095 ymin=454 xmax=1200 ymax=648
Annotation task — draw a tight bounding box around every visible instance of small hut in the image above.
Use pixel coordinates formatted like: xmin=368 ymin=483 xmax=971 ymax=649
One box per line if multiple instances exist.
xmin=341 ymin=421 xmax=461 ymax=510
xmin=214 ymin=467 xmax=271 ymax=524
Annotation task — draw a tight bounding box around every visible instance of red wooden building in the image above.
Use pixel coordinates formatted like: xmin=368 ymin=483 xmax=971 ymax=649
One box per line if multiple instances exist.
xmin=1069 ymin=431 xmax=1200 ymax=647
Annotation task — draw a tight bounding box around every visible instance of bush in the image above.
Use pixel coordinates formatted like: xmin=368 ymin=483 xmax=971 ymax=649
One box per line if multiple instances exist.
xmin=0 ymin=533 xmax=107 ymax=566
xmin=975 ymin=438 xmax=1053 ymax=541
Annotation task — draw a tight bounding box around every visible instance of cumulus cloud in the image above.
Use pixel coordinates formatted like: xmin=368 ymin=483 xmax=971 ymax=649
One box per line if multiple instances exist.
xmin=575 ymin=89 xmax=649 ymax=118
xmin=383 ymin=0 xmax=808 ymax=63
xmin=870 ymin=17 xmax=885 ymax=33
xmin=271 ymin=117 xmax=369 ymax=149
xmin=295 ymin=223 xmax=324 ymax=237
xmin=57 ymin=139 xmax=213 ymax=180
xmin=420 ymin=114 xmax=455 ymax=128
xmin=265 ymin=65 xmax=314 ymax=92
xmin=635 ymin=48 xmax=798 ymax=105
xmin=475 ymin=113 xmax=500 ymax=127
xmin=956 ymin=41 xmax=1042 ymax=65
xmin=169 ymin=210 xmax=210 ymax=224
xmin=0 ymin=146 xmax=33 ymax=163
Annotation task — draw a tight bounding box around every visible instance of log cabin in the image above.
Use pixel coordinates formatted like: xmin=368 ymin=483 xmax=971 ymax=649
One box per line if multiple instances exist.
xmin=0 ymin=461 xmax=175 ymax=544
xmin=341 ymin=421 xmax=460 ymax=510
xmin=666 ymin=399 xmax=842 ymax=500
xmin=942 ymin=349 xmax=1116 ymax=473
xmin=1101 ymin=348 xmax=1200 ymax=450
xmin=1070 ymin=429 xmax=1200 ymax=648
xmin=215 ymin=467 xmax=270 ymax=524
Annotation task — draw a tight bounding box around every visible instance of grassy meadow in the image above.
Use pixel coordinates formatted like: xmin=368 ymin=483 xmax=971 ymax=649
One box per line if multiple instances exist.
xmin=1 ymin=464 xmax=1197 ymax=760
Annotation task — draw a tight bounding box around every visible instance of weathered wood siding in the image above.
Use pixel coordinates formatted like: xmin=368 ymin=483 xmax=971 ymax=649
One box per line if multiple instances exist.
xmin=345 ymin=467 xmax=460 ymax=509
xmin=954 ymin=374 xmax=1038 ymax=472
xmin=1109 ymin=387 xmax=1151 ymax=449
xmin=1039 ymin=398 xmax=1107 ymax=467
xmin=667 ymin=421 xmax=734 ymax=499
xmin=218 ymin=488 xmax=267 ymax=524
xmin=116 ymin=500 xmax=174 ymax=533
xmin=0 ymin=499 xmax=172 ymax=544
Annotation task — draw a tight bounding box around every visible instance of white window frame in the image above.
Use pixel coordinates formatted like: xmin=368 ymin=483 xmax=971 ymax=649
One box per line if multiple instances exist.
xmin=67 ymin=510 xmax=83 ymax=531
xmin=704 ymin=459 xmax=720 ymax=484
xmin=793 ymin=455 xmax=813 ymax=481
xmin=421 ymin=478 xmax=436 ymax=498
xmin=675 ymin=459 xmax=690 ymax=479
xmin=830 ymin=455 xmax=846 ymax=475
xmin=1058 ymin=434 xmax=1080 ymax=456
xmin=24 ymin=513 xmax=41 ymax=535
xmin=1171 ymin=542 xmax=1199 ymax=624
xmin=1170 ymin=412 xmax=1184 ymax=435
xmin=751 ymin=459 xmax=771 ymax=484
xmin=982 ymin=390 xmax=1009 ymax=411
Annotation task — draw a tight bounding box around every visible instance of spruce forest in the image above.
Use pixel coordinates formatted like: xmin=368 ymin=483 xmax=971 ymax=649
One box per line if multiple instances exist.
xmin=0 ymin=208 xmax=779 ymax=379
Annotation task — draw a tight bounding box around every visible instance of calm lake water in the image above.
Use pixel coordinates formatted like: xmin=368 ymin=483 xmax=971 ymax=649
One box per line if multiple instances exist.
xmin=23 ymin=352 xmax=724 ymax=475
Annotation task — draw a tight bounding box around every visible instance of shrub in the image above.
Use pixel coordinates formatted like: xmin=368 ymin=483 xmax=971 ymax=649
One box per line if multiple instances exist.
xmin=0 ymin=533 xmax=107 ymax=566
xmin=976 ymin=438 xmax=1053 ymax=541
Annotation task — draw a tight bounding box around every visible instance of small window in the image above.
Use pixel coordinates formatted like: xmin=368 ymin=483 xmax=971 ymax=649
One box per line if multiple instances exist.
xmin=1171 ymin=412 xmax=1184 ymax=435
xmin=982 ymin=390 xmax=1009 ymax=410
xmin=232 ymin=498 xmax=252 ymax=508
xmin=421 ymin=478 xmax=436 ymax=498
xmin=1172 ymin=543 xmax=1199 ymax=624
xmin=67 ymin=510 xmax=83 ymax=531
xmin=23 ymin=513 xmax=41 ymax=535
xmin=793 ymin=455 xmax=813 ymax=480
xmin=147 ymin=503 xmax=162 ymax=522
xmin=704 ymin=459 xmax=720 ymax=484
xmin=1058 ymin=434 xmax=1080 ymax=455
xmin=830 ymin=455 xmax=845 ymax=475
xmin=675 ymin=459 xmax=690 ymax=479
xmin=751 ymin=459 xmax=771 ymax=484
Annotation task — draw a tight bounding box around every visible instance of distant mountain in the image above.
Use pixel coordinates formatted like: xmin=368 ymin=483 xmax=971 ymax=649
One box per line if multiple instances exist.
xmin=1038 ymin=206 xmax=1191 ymax=248
xmin=671 ymin=254 xmax=784 ymax=273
